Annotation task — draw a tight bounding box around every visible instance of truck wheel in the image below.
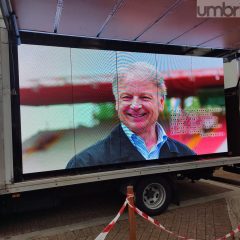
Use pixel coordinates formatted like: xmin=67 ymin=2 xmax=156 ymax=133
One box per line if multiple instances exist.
xmin=135 ymin=177 xmax=172 ymax=216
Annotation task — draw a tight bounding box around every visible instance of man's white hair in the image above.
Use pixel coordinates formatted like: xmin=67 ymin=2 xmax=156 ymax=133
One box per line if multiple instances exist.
xmin=112 ymin=62 xmax=167 ymax=99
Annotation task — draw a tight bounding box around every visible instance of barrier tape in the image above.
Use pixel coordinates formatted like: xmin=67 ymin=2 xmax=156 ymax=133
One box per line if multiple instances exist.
xmin=215 ymin=225 xmax=240 ymax=240
xmin=94 ymin=199 xmax=127 ymax=240
xmin=126 ymin=199 xmax=194 ymax=240
xmin=126 ymin=199 xmax=240 ymax=240
xmin=95 ymin=197 xmax=240 ymax=240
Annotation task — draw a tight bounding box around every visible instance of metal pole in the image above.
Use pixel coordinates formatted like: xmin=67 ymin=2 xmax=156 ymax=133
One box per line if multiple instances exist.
xmin=127 ymin=186 xmax=136 ymax=240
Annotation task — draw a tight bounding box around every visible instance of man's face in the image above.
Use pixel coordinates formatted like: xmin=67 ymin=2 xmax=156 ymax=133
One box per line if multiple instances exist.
xmin=115 ymin=77 xmax=164 ymax=135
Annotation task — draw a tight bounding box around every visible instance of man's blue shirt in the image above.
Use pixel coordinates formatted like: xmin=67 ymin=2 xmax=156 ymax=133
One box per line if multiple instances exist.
xmin=66 ymin=124 xmax=196 ymax=168
xmin=121 ymin=123 xmax=167 ymax=160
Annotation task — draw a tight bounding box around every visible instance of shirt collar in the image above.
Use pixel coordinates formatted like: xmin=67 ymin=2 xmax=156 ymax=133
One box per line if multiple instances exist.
xmin=121 ymin=122 xmax=167 ymax=145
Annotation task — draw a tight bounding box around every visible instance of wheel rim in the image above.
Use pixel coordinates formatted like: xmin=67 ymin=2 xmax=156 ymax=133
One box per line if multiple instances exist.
xmin=142 ymin=183 xmax=166 ymax=210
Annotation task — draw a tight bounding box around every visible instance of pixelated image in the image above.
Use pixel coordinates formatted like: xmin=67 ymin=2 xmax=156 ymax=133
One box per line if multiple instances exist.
xmin=18 ymin=45 xmax=227 ymax=173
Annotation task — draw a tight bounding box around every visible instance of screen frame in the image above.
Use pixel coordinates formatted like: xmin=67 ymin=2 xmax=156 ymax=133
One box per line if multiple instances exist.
xmin=11 ymin=30 xmax=238 ymax=181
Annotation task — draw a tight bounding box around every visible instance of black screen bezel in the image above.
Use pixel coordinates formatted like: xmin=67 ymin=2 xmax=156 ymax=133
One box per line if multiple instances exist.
xmin=11 ymin=30 xmax=238 ymax=181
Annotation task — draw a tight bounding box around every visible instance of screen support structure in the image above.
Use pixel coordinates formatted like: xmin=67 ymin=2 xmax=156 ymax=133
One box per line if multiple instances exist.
xmin=7 ymin=10 xmax=22 ymax=182
xmin=224 ymin=57 xmax=240 ymax=156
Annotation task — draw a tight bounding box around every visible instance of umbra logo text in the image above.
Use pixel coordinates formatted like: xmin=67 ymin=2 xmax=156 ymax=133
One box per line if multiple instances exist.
xmin=197 ymin=0 xmax=240 ymax=17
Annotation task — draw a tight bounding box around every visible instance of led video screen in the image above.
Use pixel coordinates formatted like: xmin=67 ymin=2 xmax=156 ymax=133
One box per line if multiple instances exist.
xmin=18 ymin=44 xmax=227 ymax=173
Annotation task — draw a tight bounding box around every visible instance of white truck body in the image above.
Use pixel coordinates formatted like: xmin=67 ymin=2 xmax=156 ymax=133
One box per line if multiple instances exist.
xmin=0 ymin=2 xmax=240 ymax=202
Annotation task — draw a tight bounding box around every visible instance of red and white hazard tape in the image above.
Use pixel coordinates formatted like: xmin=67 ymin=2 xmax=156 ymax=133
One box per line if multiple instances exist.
xmin=127 ymin=199 xmax=194 ymax=240
xmin=127 ymin=199 xmax=240 ymax=240
xmin=95 ymin=200 xmax=127 ymax=240
xmin=215 ymin=225 xmax=240 ymax=240
xmin=95 ymin=197 xmax=240 ymax=240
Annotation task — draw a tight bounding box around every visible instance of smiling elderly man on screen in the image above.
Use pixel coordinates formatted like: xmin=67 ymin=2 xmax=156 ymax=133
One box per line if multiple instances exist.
xmin=66 ymin=62 xmax=195 ymax=168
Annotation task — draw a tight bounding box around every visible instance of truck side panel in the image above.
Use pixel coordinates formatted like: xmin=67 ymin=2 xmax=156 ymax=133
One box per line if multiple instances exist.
xmin=0 ymin=17 xmax=13 ymax=187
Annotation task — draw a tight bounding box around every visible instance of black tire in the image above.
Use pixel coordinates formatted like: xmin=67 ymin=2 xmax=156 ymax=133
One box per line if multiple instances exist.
xmin=135 ymin=176 xmax=172 ymax=216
